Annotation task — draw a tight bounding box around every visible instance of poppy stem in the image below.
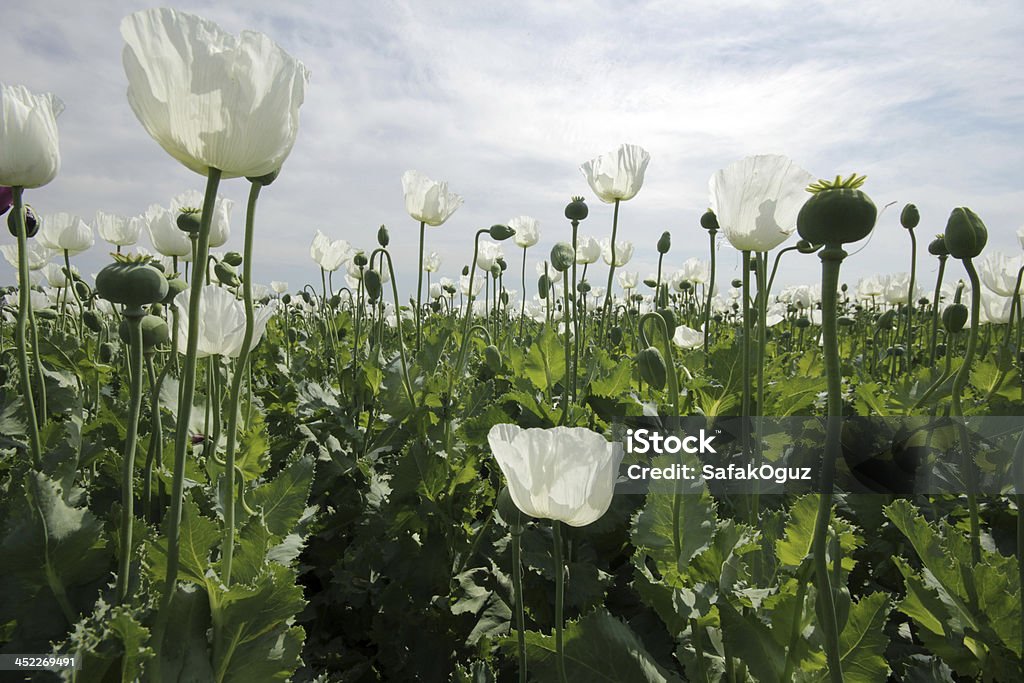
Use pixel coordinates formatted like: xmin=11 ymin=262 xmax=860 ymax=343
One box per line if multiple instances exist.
xmin=416 ymin=220 xmax=425 ymax=352
xmin=11 ymin=186 xmax=42 ymax=466
xmin=553 ymin=520 xmax=568 ymax=683
xmin=703 ymin=227 xmax=717 ymax=365
xmin=116 ymin=309 xmax=145 ymax=604
xmin=952 ymin=257 xmax=982 ymax=565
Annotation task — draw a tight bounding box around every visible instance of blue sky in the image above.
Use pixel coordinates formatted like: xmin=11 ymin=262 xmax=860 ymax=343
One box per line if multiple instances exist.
xmin=3 ymin=0 xmax=1023 ymax=299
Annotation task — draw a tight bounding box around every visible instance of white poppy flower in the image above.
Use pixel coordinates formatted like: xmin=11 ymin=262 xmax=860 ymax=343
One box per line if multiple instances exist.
xmin=174 ymin=285 xmax=277 ymax=358
xmin=121 ymin=8 xmax=309 ymax=178
xmin=487 ymin=424 xmax=624 ymax=527
xmin=171 ymin=191 xmax=233 ymax=248
xmin=95 ymin=210 xmax=141 ymax=247
xmin=146 ymin=204 xmax=192 ymax=258
xmin=38 ymin=212 xmax=93 ymax=255
xmin=672 ymin=325 xmax=704 ymax=349
xmin=476 ymin=242 xmax=503 ymax=271
xmin=978 ymin=251 xmax=1024 ymax=297
xmin=575 ymin=236 xmax=601 ymax=265
xmin=580 ymin=144 xmax=651 ymax=203
xmin=424 ymin=251 xmax=442 ymax=273
xmin=709 ymin=154 xmax=814 ymax=252
xmin=600 ymin=238 xmax=633 ymax=267
xmin=0 ymin=83 xmax=63 ymax=188
xmin=310 ymin=230 xmax=351 ymax=272
xmin=1 ymin=242 xmax=51 ymax=270
xmin=509 ymin=216 xmax=540 ymax=248
xmin=401 ymin=170 xmax=463 ymax=226
xmin=270 ymin=280 xmax=288 ymax=295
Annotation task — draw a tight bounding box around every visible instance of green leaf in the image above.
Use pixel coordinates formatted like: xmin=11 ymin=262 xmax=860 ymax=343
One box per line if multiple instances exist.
xmin=719 ymin=599 xmax=785 ymax=683
xmin=155 ymin=585 xmax=216 ymax=682
xmin=523 ymin=325 xmax=565 ymax=391
xmin=250 ymin=455 xmax=315 ymax=537
xmin=505 ymin=609 xmax=682 ymax=682
xmin=813 ymin=592 xmax=891 ymax=683
xmin=147 ymin=499 xmax=219 ymax=588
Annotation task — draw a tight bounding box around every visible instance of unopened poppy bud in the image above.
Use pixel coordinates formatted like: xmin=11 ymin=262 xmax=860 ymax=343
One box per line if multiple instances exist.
xmin=795 ymin=317 xmax=811 ymax=328
xmin=364 ymin=269 xmax=383 ymax=302
xmin=214 ymin=261 xmax=240 ymax=287
xmin=942 ymin=303 xmax=968 ymax=333
xmin=876 ymin=309 xmax=896 ymax=330
xmin=489 ymin=224 xmax=515 ymax=241
xmin=657 ymin=308 xmax=677 ymax=336
xmin=281 ymin=293 xmax=291 ymax=305
xmin=7 ymin=204 xmax=39 ymax=238
xmin=74 ymin=281 xmax=91 ymax=301
xmin=550 ymin=242 xmax=575 ymax=272
xmin=483 ymin=344 xmax=502 ymax=372
xmin=538 ymin=274 xmax=550 ymax=299
xmin=223 ymin=251 xmax=243 ymax=267
xmin=610 ymin=326 xmax=623 ymax=345
xmin=928 ymin=234 xmax=949 ymax=257
xmin=82 ymin=310 xmax=103 ymax=333
xmin=462 ymin=265 xmax=470 ymax=276
xmin=377 ymin=225 xmax=390 ymax=247
xmin=657 ymin=231 xmax=671 ymax=254
xmin=900 ymin=203 xmax=920 ymax=230
xmin=99 ymin=342 xmax=116 ymax=363
xmin=944 ymin=207 xmax=987 ymax=259
xmin=636 ymin=347 xmax=667 ymax=389
xmin=578 ymin=280 xmax=591 ymax=294
xmin=731 ymin=278 xmax=742 ymax=288
xmin=163 ymin=278 xmax=187 ymax=305
xmin=643 ymin=278 xmax=657 ymax=288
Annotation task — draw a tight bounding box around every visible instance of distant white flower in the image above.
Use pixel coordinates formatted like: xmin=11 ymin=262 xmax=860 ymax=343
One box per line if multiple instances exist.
xmin=39 ymin=212 xmax=93 ymax=255
xmin=509 ymin=216 xmax=540 ymax=248
xmin=270 ymin=280 xmax=288 ymax=294
xmin=580 ymin=144 xmax=650 ymax=203
xmin=145 ymin=204 xmax=192 ymax=259
xmin=460 ymin=273 xmax=483 ymax=297
xmin=672 ymin=325 xmax=704 ymax=349
xmin=41 ymin=262 xmax=78 ymax=288
xmin=600 ymin=238 xmax=633 ymax=267
xmin=575 ymin=236 xmax=601 ymax=265
xmin=310 ymin=230 xmax=351 ymax=272
xmin=618 ymin=271 xmax=638 ymax=290
xmin=978 ymin=251 xmax=1024 ymax=297
xmin=709 ymin=154 xmax=814 ymax=252
xmin=171 ymin=191 xmax=232 ymax=248
xmin=95 ymin=210 xmax=141 ymax=247
xmin=1 ymin=242 xmax=51 ymax=270
xmin=676 ymin=257 xmax=710 ymax=286
xmin=857 ymin=275 xmax=885 ymax=300
xmin=401 ymin=170 xmax=463 ymax=226
xmin=424 ymin=251 xmax=441 ymax=273
xmin=429 ymin=282 xmax=443 ymax=299
xmin=476 ymin=242 xmax=503 ymax=271
xmin=882 ymin=273 xmax=918 ymax=305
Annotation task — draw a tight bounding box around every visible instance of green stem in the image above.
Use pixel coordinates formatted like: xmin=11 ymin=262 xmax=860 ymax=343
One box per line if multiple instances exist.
xmin=952 ymin=258 xmax=983 ymax=565
xmin=221 ymin=180 xmax=262 ymax=587
xmin=929 ymin=255 xmax=947 ymax=366
xmin=703 ymin=228 xmax=717 ymax=363
xmin=553 ymin=520 xmax=568 ymax=683
xmin=518 ymin=246 xmax=528 ymax=340
xmin=416 ymin=221 xmax=426 ymax=352
xmin=599 ymin=199 xmax=620 ymax=338
xmin=163 ymin=168 xmax=223 ymax=599
xmin=511 ymin=523 xmax=527 ymax=683
xmin=812 ymin=244 xmax=846 ymax=683
xmin=375 ymin=248 xmax=417 ymax=409
xmin=11 ymin=187 xmax=42 ymax=466
xmin=906 ymin=228 xmax=917 ymax=371
xmin=116 ymin=310 xmax=145 ymax=603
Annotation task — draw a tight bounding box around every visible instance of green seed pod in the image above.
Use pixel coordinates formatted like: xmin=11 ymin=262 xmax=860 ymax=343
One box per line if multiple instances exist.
xmin=96 ymin=258 xmax=170 ymax=310
xmin=610 ymin=326 xmax=623 ymax=345
xmin=483 ymin=345 xmax=502 ymax=372
xmin=550 ymin=242 xmax=575 ymax=272
xmin=222 ymin=251 xmax=243 ymax=267
xmin=942 ymin=303 xmax=969 ymax=333
xmin=497 ymin=257 xmax=507 ymax=272
xmin=876 ymin=309 xmax=897 ymax=330
xmin=495 ymin=486 xmax=526 ymax=533
xmin=377 ymin=225 xmax=390 ymax=247
xmin=99 ymin=342 xmax=116 ymax=363
xmin=364 ymin=269 xmax=383 ymax=302
xmin=353 ymin=252 xmax=368 ymax=267
xmin=119 ymin=314 xmax=170 ymax=349
xmin=82 ymin=309 xmax=103 ymax=333
xmin=565 ymin=196 xmax=588 ymax=221
xmin=150 ymin=302 xmax=164 ymax=316
xmin=943 ymin=207 xmax=987 ymax=259
xmin=163 ymin=278 xmax=187 ymax=305
xmin=643 ymin=278 xmax=658 ymax=289
xmin=900 ymin=204 xmax=920 ymax=230
xmin=795 ymin=317 xmax=811 ymax=329
xmin=489 ymin=224 xmax=515 ymax=241
xmin=797 ymin=175 xmax=877 ymax=245
xmin=928 ymin=234 xmax=949 ymax=257
xmin=538 ymin=274 xmax=550 ymax=300
xmin=176 ymin=208 xmax=201 ymax=234
xmin=577 ymin=280 xmax=591 ymax=295
xmin=282 ymin=293 xmax=291 ymax=305
xmin=430 ymin=300 xmax=441 ymax=313
xmin=657 ymin=308 xmax=677 ymax=337
xmin=214 ymin=261 xmax=240 ymax=287
xmin=636 ymin=346 xmax=667 ymax=390
xmin=700 ymin=209 xmax=719 ymax=231
xmin=657 ymin=231 xmax=672 ymax=254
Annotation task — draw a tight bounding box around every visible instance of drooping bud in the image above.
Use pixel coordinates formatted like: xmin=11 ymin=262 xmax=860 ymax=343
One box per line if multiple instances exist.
xmin=636 ymin=347 xmax=667 ymax=390
xmin=489 ymin=224 xmax=515 ymax=241
xmin=222 ymin=252 xmax=243 ymax=267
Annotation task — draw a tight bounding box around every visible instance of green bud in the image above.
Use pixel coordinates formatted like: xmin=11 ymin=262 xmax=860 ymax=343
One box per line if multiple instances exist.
xmin=876 ymin=309 xmax=896 ymax=330
xmin=700 ymin=209 xmax=719 ymax=231
xmin=900 ymin=203 xmax=920 ymax=230
xmin=550 ymin=242 xmax=575 ymax=272
xmin=364 ymin=269 xmax=383 ymax=302
xmin=483 ymin=345 xmax=502 ymax=372
xmin=643 ymin=278 xmax=657 ymax=289
xmin=657 ymin=308 xmax=677 ymax=337
xmin=353 ymin=252 xmax=368 ymax=267
xmin=942 ymin=303 xmax=968 ymax=333
xmin=176 ymin=208 xmax=201 ymax=234
xmin=731 ymin=278 xmax=742 ymax=288
xmin=282 ymin=293 xmax=291 ymax=305
xmin=222 ymin=252 xmax=243 ymax=267
xmin=163 ymin=278 xmax=187 ymax=305
xmin=578 ymin=280 xmax=591 ymax=294
xmin=99 ymin=342 xmax=116 ymax=363
xmin=214 ymin=261 xmax=240 ymax=287
xmin=82 ymin=310 xmax=103 ymax=333
xmin=928 ymin=234 xmax=949 ymax=257
xmin=489 ymin=224 xmax=515 ymax=241
xmin=610 ymin=326 xmax=623 ymax=345
xmin=944 ymin=207 xmax=987 ymax=259
xmin=657 ymin=231 xmax=672 ymax=254
xmin=538 ymin=274 xmax=550 ymax=299
xmin=636 ymin=347 xmax=667 ymax=390
xmin=377 ymin=225 xmax=390 ymax=247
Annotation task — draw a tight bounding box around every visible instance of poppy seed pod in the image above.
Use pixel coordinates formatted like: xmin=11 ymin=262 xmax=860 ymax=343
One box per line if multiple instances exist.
xmin=96 ymin=257 xmax=170 ymax=311
xmin=564 ymin=196 xmax=588 ymax=221
xmin=163 ymin=277 xmax=187 ymax=305
xmin=577 ymin=280 xmax=592 ymax=294
xmin=176 ymin=208 xmax=202 ymax=234
xmin=550 ymin=242 xmax=575 ymax=272
xmin=353 ymin=252 xmax=368 ymax=268
xmin=928 ymin=234 xmax=949 ymax=257
xmin=900 ymin=204 xmax=920 ymax=230
xmin=657 ymin=231 xmax=672 ymax=254
xmin=700 ymin=209 xmax=719 ymax=231
xmin=636 ymin=346 xmax=667 ymax=389
xmin=120 ymin=314 xmax=170 ymax=349
xmin=942 ymin=303 xmax=969 ymax=333
xmin=944 ymin=207 xmax=987 ymax=259
xmin=797 ymin=174 xmax=877 ymax=245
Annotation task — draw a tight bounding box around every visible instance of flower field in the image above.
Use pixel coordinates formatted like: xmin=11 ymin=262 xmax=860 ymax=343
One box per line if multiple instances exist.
xmin=3 ymin=6 xmax=1024 ymax=683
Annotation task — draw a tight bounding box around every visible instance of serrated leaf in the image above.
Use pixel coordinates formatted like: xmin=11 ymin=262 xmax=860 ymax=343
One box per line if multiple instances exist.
xmin=250 ymin=455 xmax=314 ymax=537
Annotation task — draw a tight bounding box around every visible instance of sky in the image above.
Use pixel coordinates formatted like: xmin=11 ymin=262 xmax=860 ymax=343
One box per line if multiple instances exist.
xmin=2 ymin=0 xmax=1023 ymax=302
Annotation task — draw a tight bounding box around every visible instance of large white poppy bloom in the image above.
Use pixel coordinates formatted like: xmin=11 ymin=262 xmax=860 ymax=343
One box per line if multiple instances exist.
xmin=120 ymin=8 xmax=309 ymax=178
xmin=38 ymin=212 xmax=93 ymax=255
xmin=575 ymin=236 xmax=601 ymax=265
xmin=0 ymin=83 xmax=63 ymax=188
xmin=310 ymin=230 xmax=351 ymax=272
xmin=580 ymin=144 xmax=650 ymax=203
xmin=709 ymin=154 xmax=814 ymax=252
xmin=600 ymin=238 xmax=634 ymax=267
xmin=401 ymin=170 xmax=463 ymax=226
xmin=488 ymin=424 xmax=623 ymax=527
xmin=672 ymin=325 xmax=704 ymax=349
xmin=978 ymin=251 xmax=1024 ymax=297
xmin=476 ymin=242 xmax=503 ymax=271
xmin=509 ymin=216 xmax=540 ymax=248
xmin=174 ymin=285 xmax=277 ymax=358
xmin=1 ymin=242 xmax=51 ymax=270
